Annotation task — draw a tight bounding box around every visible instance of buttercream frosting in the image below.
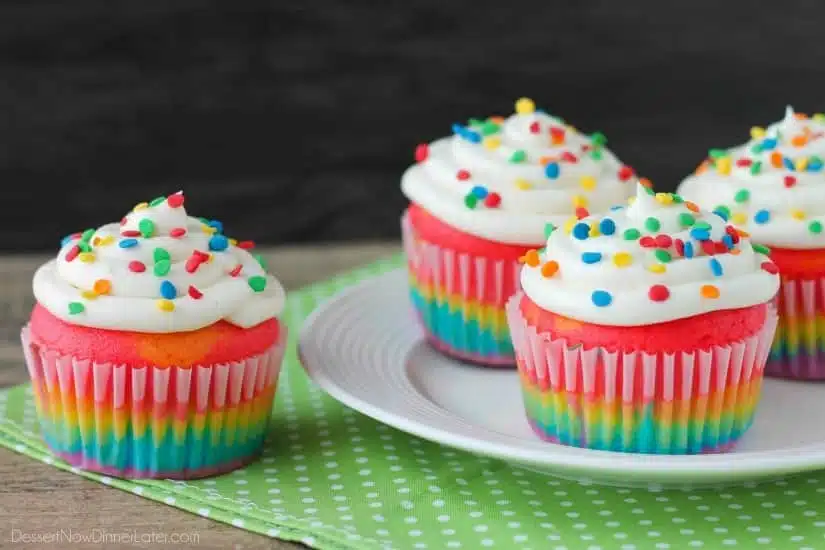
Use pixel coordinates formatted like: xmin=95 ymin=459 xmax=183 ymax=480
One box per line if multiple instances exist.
xmin=401 ymin=98 xmax=636 ymax=245
xmin=678 ymin=106 xmax=825 ymax=249
xmin=33 ymin=193 xmax=286 ymax=333
xmin=520 ymin=183 xmax=780 ymax=326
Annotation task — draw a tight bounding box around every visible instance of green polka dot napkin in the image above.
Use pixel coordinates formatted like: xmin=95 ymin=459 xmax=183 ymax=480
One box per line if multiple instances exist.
xmin=2 ymin=254 xmax=825 ymax=550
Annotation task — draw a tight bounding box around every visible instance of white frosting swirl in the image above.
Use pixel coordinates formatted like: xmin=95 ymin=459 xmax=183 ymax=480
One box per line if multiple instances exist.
xmin=33 ymin=193 xmax=286 ymax=333
xmin=678 ymin=107 xmax=825 ymax=249
xmin=401 ymin=98 xmax=635 ymax=245
xmin=520 ymin=184 xmax=780 ymax=326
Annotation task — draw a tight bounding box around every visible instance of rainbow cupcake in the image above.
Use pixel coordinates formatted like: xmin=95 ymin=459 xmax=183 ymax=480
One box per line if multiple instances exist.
xmin=506 ymin=183 xmax=780 ymax=454
xmin=679 ymin=107 xmax=825 ymax=379
xmin=22 ymin=193 xmax=287 ymax=478
xmin=401 ymin=97 xmax=635 ymax=366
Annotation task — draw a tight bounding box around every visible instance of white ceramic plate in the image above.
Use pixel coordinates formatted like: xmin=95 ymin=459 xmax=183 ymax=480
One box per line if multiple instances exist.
xmin=299 ymin=269 xmax=825 ymax=487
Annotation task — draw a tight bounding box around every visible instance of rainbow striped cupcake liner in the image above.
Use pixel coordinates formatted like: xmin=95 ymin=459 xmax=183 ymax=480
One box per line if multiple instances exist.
xmin=402 ymin=212 xmax=519 ymax=367
xmin=766 ymin=276 xmax=825 ymax=380
xmin=506 ymin=293 xmax=778 ymax=454
xmin=21 ymin=326 xmax=286 ymax=479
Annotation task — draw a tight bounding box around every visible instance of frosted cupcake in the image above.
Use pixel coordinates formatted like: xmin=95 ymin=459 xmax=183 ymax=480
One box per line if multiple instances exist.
xmin=22 ymin=193 xmax=287 ymax=478
xmin=401 ymin=97 xmax=636 ymax=366
xmin=506 ymin=183 xmax=780 ymax=454
xmin=678 ymin=107 xmax=825 ymax=379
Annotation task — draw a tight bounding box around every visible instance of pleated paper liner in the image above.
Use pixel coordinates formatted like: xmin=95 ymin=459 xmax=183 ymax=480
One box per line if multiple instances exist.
xmin=21 ymin=326 xmax=286 ymax=479
xmin=401 ymin=211 xmax=521 ymax=366
xmin=767 ymin=275 xmax=825 ymax=380
xmin=506 ymin=293 xmax=778 ymax=454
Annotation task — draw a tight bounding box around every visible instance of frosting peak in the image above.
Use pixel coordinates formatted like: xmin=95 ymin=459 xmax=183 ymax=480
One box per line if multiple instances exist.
xmin=401 ymin=98 xmax=635 ymax=245
xmin=33 ymin=193 xmax=285 ymax=333
xmin=678 ymin=107 xmax=825 ymax=249
xmin=520 ymin=183 xmax=780 ymax=326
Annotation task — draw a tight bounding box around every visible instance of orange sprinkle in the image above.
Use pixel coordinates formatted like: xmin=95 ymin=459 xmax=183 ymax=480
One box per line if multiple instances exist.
xmin=639 ymin=177 xmax=653 ymax=189
xmin=770 ymin=152 xmax=783 ymax=168
xmin=794 ymin=112 xmax=809 ymax=120
xmin=695 ymin=160 xmax=710 ymax=175
xmin=489 ymin=116 xmax=505 ymax=124
xmin=700 ymin=285 xmax=720 ymax=299
xmin=519 ymin=249 xmax=540 ymax=267
xmin=92 ymin=279 xmax=112 ymax=295
xmin=730 ymin=248 xmax=742 ymax=255
xmin=685 ymin=201 xmax=700 ymax=213
xmin=541 ymin=260 xmax=559 ymax=278
xmin=736 ymin=228 xmax=751 ymax=238
xmin=791 ymin=134 xmax=808 ymax=147
xmin=539 ymin=156 xmax=556 ymax=166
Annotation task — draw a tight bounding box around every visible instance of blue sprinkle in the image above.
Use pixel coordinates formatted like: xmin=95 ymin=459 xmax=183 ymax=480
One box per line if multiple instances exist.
xmin=599 ymin=218 xmax=616 ymax=236
xmin=61 ymin=234 xmax=76 ymax=247
xmin=160 ymin=280 xmax=177 ymax=299
xmin=683 ymin=242 xmax=694 ymax=258
xmin=582 ymin=252 xmax=603 ymax=264
xmin=572 ymin=223 xmax=590 ymax=240
xmin=690 ymin=228 xmax=711 ymax=241
xmin=208 ymin=220 xmax=224 ymax=234
xmin=451 ymin=123 xmax=464 ymax=135
xmin=209 ymin=234 xmax=229 ymax=251
xmin=451 ymin=123 xmax=481 ymax=143
xmin=783 ymin=157 xmax=796 ymax=171
xmin=808 ymin=159 xmax=823 ymax=172
xmin=722 ymin=235 xmax=734 ymax=249
xmin=709 ymin=258 xmax=724 ymax=277
xmin=119 ymin=238 xmax=139 ymax=249
xmin=761 ymin=138 xmax=777 ymax=150
xmin=713 ymin=209 xmax=730 ymax=221
xmin=754 ymin=209 xmax=771 ymax=224
xmin=610 ymin=205 xmax=624 ymax=211
xmin=544 ymin=162 xmax=560 ymax=179
xmin=471 ymin=186 xmax=488 ymax=199
xmin=592 ymin=290 xmax=612 ymax=307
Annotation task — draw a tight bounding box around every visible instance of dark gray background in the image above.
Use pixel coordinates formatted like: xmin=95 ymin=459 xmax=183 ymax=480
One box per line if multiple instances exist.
xmin=2 ymin=1 xmax=823 ymax=251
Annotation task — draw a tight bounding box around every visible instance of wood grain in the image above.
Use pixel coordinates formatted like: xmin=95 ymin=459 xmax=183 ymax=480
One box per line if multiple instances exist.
xmin=0 ymin=242 xmax=398 ymax=550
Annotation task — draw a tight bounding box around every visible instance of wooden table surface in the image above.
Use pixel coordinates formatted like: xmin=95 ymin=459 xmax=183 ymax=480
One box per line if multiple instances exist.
xmin=0 ymin=242 xmax=399 ymax=550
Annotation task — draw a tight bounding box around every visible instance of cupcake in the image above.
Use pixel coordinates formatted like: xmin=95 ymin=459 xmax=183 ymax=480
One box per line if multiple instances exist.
xmin=678 ymin=107 xmax=825 ymax=379
xmin=506 ymin=183 xmax=780 ymax=454
xmin=401 ymin=97 xmax=636 ymax=366
xmin=22 ymin=193 xmax=287 ymax=478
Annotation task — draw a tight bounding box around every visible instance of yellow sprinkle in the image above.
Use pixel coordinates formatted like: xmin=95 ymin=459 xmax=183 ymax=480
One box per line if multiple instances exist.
xmin=750 ymin=126 xmax=766 ymax=139
xmin=133 ymin=202 xmax=149 ymax=211
xmin=731 ymin=212 xmax=748 ymax=225
xmin=515 ymin=97 xmax=535 ymax=115
xmin=229 ymin=238 xmax=238 ymax=246
xmin=796 ymin=157 xmax=809 ymax=171
xmin=78 ymin=252 xmax=96 ymax=263
xmin=647 ymin=264 xmax=666 ymax=274
xmin=791 ymin=209 xmax=806 ymax=220
xmin=96 ymin=235 xmax=115 ymax=247
xmin=483 ymin=136 xmax=501 ymax=150
xmin=716 ymin=157 xmax=732 ymax=175
xmin=515 ymin=178 xmax=533 ymax=190
xmin=566 ymin=124 xmax=578 ymax=134
xmin=814 ymin=113 xmax=825 ymax=122
xmin=563 ymin=217 xmax=577 ymax=235
xmin=628 ymin=196 xmax=637 ymax=206
xmin=157 ymin=299 xmax=175 ymax=312
xmin=579 ymin=176 xmax=597 ymax=192
xmin=589 ymin=224 xmax=601 ymax=238
xmin=201 ymin=225 xmax=217 ymax=234
xmin=81 ymin=290 xmax=99 ymax=300
xmin=654 ymin=192 xmax=674 ymax=205
xmin=613 ymin=252 xmax=633 ymax=267
xmin=572 ymin=195 xmax=588 ymax=208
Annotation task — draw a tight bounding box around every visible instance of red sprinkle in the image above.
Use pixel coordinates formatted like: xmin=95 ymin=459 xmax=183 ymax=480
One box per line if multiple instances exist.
xmin=581 ymin=144 xmax=592 ymax=152
xmin=617 ymin=165 xmax=635 ymax=181
xmin=575 ymin=207 xmax=590 ymax=219
xmin=560 ymin=151 xmax=578 ymax=163
xmin=654 ymin=234 xmax=673 ymax=248
xmin=169 ymin=227 xmax=187 ymax=238
xmin=529 ymin=121 xmax=540 ymax=134
xmin=65 ymin=245 xmax=80 ymax=263
xmin=674 ymin=239 xmax=685 ymax=257
xmin=456 ymin=169 xmax=471 ymax=181
xmin=784 ymin=175 xmax=797 ymax=188
xmin=167 ymin=193 xmax=185 ymax=208
xmin=192 ymin=250 xmax=211 ymax=261
xmin=121 ymin=230 xmax=141 ymax=237
xmin=128 ymin=260 xmax=146 ymax=273
xmin=188 ymin=285 xmax=204 ymax=299
xmin=120 ymin=217 xmax=128 ymax=226
xmin=229 ymin=264 xmax=243 ymax=277
xmin=725 ymin=225 xmax=741 ymax=244
xmin=701 ymin=240 xmax=717 ymax=256
xmin=415 ymin=143 xmax=429 ymax=163
xmin=185 ymin=253 xmax=206 ymax=273
xmin=484 ymin=193 xmax=501 ymax=208
xmin=237 ymin=240 xmax=255 ymax=250
xmin=648 ymin=284 xmax=670 ymax=302
xmin=639 ymin=236 xmax=656 ymax=248
xmin=761 ymin=261 xmax=779 ymax=274
xmin=735 ymin=158 xmax=752 ymax=167
xmin=714 ymin=241 xmax=728 ymax=254
xmin=549 ymin=127 xmax=565 ymax=141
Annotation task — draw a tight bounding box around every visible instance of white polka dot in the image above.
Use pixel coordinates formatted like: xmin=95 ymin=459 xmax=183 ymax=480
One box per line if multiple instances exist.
xmin=756 ymin=538 xmax=771 ymax=545
xmin=131 ymin=487 xmax=144 ymax=495
xmin=688 ymin=542 xmax=704 ymax=548
xmin=474 ymin=525 xmax=489 ymax=532
xmin=197 ymin=508 xmax=210 ymax=517
xmin=231 ymin=519 xmax=244 ymax=527
xmin=480 ymin=540 xmax=494 ymax=547
xmin=163 ymin=497 xmax=176 ymax=505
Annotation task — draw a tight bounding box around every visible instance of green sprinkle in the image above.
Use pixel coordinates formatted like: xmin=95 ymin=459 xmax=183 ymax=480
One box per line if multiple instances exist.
xmin=750 ymin=161 xmax=762 ymax=175
xmin=810 ymin=221 xmax=824 ymax=234
xmin=734 ymin=189 xmax=751 ymax=203
xmin=198 ymin=217 xmax=209 ymax=225
xmin=678 ymin=213 xmax=696 ymax=228
xmin=750 ymin=144 xmax=763 ymax=154
xmin=68 ymin=302 xmax=85 ymax=315
xmin=693 ymin=220 xmax=712 ymax=231
xmin=254 ymin=254 xmax=267 ymax=269
xmin=248 ymin=275 xmax=267 ymax=293
xmin=590 ymin=132 xmax=607 ymax=146
xmin=80 ymin=228 xmax=95 ymax=242
xmin=480 ymin=121 xmax=500 ymax=136
xmin=590 ymin=148 xmax=603 ymax=161
xmin=153 ymin=259 xmax=171 ymax=276
xmin=509 ymin=150 xmax=527 ymax=163
xmin=153 ymin=247 xmax=170 ymax=263
xmin=138 ymin=219 xmax=155 ymax=238
xmin=77 ymin=241 xmax=92 ymax=253
xmin=810 ymin=155 xmax=823 ymax=166
xmin=672 ymin=194 xmax=684 ymax=204
xmin=654 ymin=249 xmax=672 ymax=263
xmin=752 ymin=243 xmax=771 ymax=255
xmin=464 ymin=195 xmax=478 ymax=209
xmin=645 ymin=217 xmax=661 ymax=232
xmin=149 ymin=196 xmax=166 ymax=207
xmin=623 ymin=228 xmax=641 ymax=240
xmin=468 ymin=118 xmax=483 ymax=127
xmin=544 ymin=223 xmax=556 ymax=239
xmin=708 ymin=148 xmax=727 ymax=159
xmin=714 ymin=205 xmax=731 ymax=219
xmin=644 ymin=186 xmax=656 ymax=196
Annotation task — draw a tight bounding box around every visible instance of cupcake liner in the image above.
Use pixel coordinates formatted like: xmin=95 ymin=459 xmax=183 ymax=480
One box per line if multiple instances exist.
xmin=21 ymin=326 xmax=286 ymax=479
xmin=506 ymin=293 xmax=778 ymax=454
xmin=766 ymin=275 xmax=825 ymax=380
xmin=401 ymin=211 xmax=520 ymax=366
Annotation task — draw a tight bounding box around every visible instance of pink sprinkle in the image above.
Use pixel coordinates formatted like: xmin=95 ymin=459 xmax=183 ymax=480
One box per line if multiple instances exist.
xmin=229 ymin=264 xmax=243 ymax=277
xmin=65 ymin=245 xmax=80 ymax=263
xmin=128 ymin=261 xmax=146 ymax=273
